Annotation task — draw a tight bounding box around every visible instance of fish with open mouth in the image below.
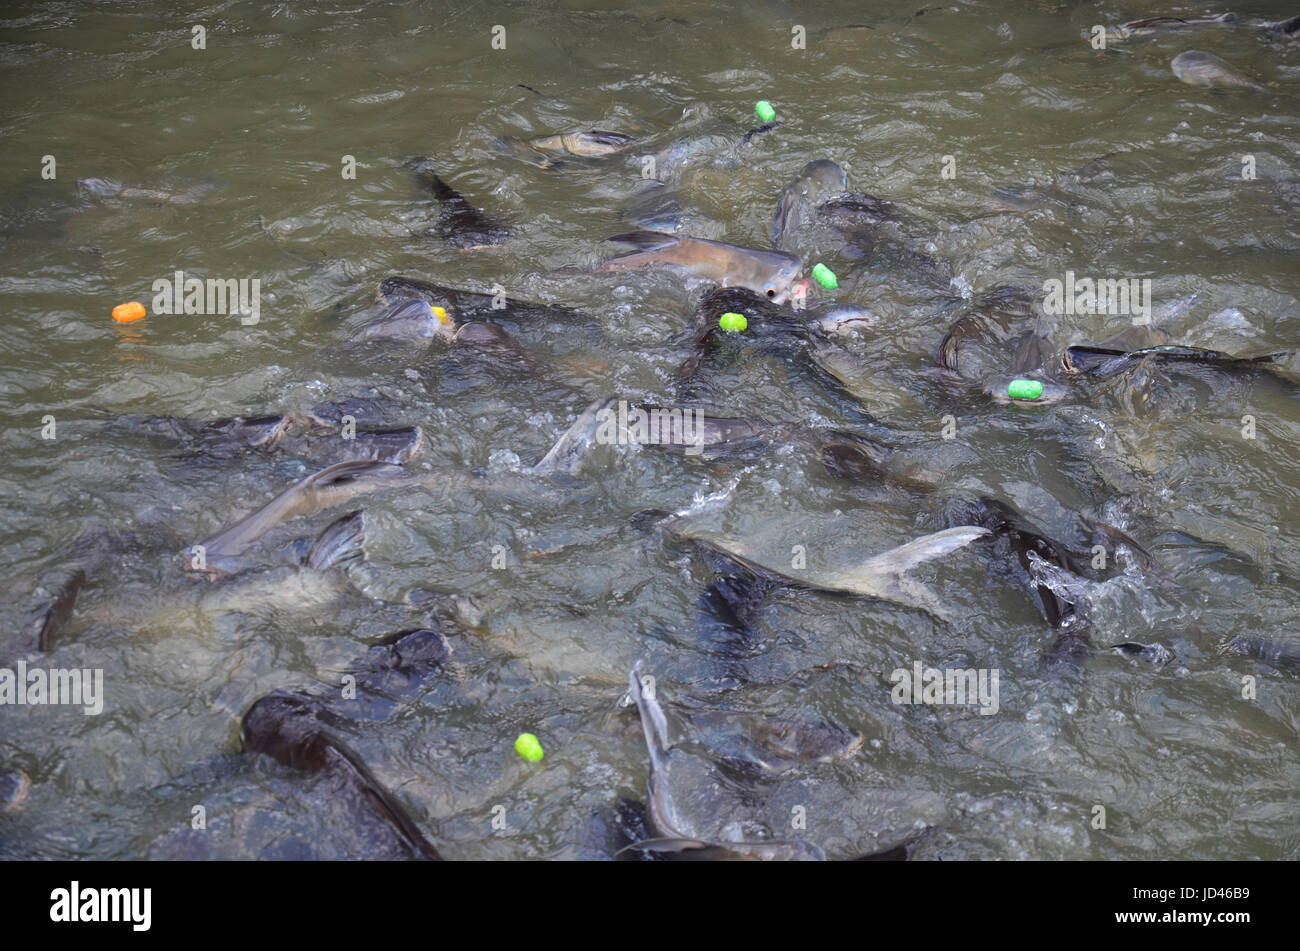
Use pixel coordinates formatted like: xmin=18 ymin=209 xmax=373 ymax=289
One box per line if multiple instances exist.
xmin=772 ymin=158 xmax=850 ymax=251
xmin=933 ymin=285 xmax=1067 ymax=406
xmin=770 ymin=158 xmax=949 ymax=283
xmin=597 ymin=231 xmax=808 ymax=304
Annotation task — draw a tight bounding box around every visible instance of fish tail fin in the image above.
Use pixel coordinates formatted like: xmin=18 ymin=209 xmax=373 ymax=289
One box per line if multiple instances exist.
xmin=306 ymin=510 xmax=366 ymax=570
xmin=629 ymin=661 xmax=671 ymax=765
xmin=531 ymin=397 xmax=615 ymax=476
xmin=836 ymin=527 xmax=991 ymax=591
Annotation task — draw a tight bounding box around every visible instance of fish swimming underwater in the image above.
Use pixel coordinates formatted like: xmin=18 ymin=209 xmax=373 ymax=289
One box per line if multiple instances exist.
xmin=1171 ymin=50 xmax=1269 ymax=92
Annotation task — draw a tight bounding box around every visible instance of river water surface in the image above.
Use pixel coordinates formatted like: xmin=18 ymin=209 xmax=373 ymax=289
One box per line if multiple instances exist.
xmin=1 ymin=0 xmax=1297 ymax=860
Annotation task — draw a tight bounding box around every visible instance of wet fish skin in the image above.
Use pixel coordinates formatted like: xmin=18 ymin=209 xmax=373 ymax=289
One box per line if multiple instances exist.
xmin=408 ymin=158 xmax=510 ymax=249
xmin=76 ymin=176 xmax=223 ymax=204
xmin=377 ymin=275 xmax=588 ymax=325
xmin=1264 ymin=14 xmax=1300 ymax=37
xmin=1228 ymin=634 xmax=1300 ymax=671
xmin=683 ymin=707 xmax=865 ymax=770
xmin=772 ymin=159 xmax=849 ymax=250
xmin=528 ymin=130 xmax=635 ymax=156
xmin=598 ymin=231 xmax=807 ymax=304
xmin=197 ymin=459 xmax=409 ymax=570
xmin=282 ymin=426 xmax=424 ymax=467
xmin=305 ymin=510 xmax=366 ymax=570
xmin=1062 ymin=343 xmax=1290 ymax=378
xmin=351 ymin=298 xmax=457 ymax=344
xmin=936 ymin=285 xmax=1039 ymax=376
xmin=531 ymin=396 xmax=616 ymax=476
xmin=241 ymin=692 xmax=441 ymax=860
xmin=949 ymin=498 xmax=1094 ymax=670
xmin=1171 ymin=50 xmax=1268 ymax=92
xmin=450 ymin=320 xmax=541 ymax=371
xmin=624 ymin=663 xmax=826 ymax=860
xmin=810 ymin=302 xmax=877 ymax=336
xmin=117 ymin=413 xmax=291 ymax=451
xmin=950 ymin=498 xmax=1082 ymax=623
xmin=346 ymin=627 xmax=452 ymax=697
xmin=675 ymin=525 xmax=990 ymax=616
xmin=1108 ymin=12 xmax=1236 ymax=40
xmin=26 ymin=569 xmax=85 ymax=652
xmin=625 ymin=403 xmax=775 ymax=456
xmin=675 ymin=288 xmax=887 ymax=427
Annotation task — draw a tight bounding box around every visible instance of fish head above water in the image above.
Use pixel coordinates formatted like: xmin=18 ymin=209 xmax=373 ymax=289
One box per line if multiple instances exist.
xmin=530 ymin=130 xmax=635 ymax=156
xmin=811 ymin=302 xmax=876 ymax=335
xmin=774 ymin=273 xmax=811 ymax=306
xmin=352 ymin=298 xmax=458 ymax=344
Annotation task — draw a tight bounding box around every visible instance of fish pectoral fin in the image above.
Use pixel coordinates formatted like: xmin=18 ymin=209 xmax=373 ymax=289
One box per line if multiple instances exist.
xmin=598 ymin=232 xmax=682 ymax=268
xmin=306 ymin=510 xmax=366 ymax=570
xmin=606 ymin=230 xmax=679 ymax=250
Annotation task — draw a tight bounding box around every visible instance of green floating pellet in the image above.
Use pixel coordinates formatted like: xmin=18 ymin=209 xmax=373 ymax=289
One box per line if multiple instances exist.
xmin=754 ymin=100 xmax=776 ymax=123
xmin=1007 ymin=378 xmax=1044 ymax=401
xmin=812 ymin=263 xmax=838 ymax=289
xmin=719 ymin=312 xmax=747 ymax=332
xmin=514 ymin=733 xmax=544 ymax=762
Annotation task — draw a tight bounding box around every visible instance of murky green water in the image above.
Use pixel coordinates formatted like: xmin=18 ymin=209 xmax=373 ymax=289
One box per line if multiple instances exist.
xmin=1 ymin=0 xmax=1297 ymax=859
